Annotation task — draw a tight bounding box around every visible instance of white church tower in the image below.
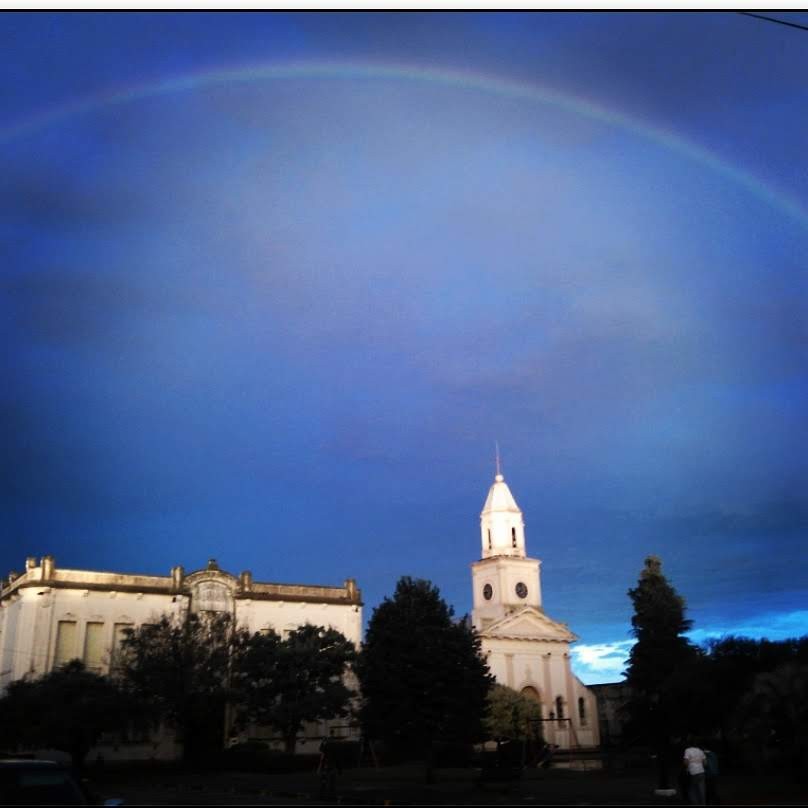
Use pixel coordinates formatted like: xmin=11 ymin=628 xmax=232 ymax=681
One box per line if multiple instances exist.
xmin=471 ymin=458 xmax=600 ymax=750
xmin=472 ymin=464 xmax=543 ymax=626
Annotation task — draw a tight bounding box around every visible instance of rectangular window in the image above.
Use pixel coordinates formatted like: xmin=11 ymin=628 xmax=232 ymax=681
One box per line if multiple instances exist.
xmin=54 ymin=621 xmax=77 ymax=667
xmin=83 ymin=622 xmax=105 ymax=672
xmin=2 ymin=610 xmax=19 ymax=677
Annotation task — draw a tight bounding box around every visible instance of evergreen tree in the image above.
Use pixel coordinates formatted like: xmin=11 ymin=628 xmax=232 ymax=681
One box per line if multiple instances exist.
xmin=625 ymin=556 xmax=698 ymax=789
xmin=626 ymin=556 xmax=694 ymax=693
xmin=355 ymin=577 xmax=493 ymax=764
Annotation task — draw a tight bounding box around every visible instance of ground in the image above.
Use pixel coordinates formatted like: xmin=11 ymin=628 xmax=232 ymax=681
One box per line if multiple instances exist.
xmin=87 ymin=764 xmax=808 ymax=805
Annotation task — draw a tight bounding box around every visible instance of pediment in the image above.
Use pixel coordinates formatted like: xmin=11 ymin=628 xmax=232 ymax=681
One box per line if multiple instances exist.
xmin=482 ymin=607 xmax=577 ymax=642
xmin=184 ymin=568 xmax=238 ymax=588
xmin=184 ymin=567 xmax=237 ymax=613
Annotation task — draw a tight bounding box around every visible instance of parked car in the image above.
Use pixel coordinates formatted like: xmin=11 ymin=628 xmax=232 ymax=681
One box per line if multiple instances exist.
xmin=0 ymin=759 xmax=122 ymax=805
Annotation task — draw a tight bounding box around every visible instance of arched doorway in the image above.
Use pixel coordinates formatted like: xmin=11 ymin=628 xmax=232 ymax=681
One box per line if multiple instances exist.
xmin=521 ymin=686 xmax=547 ymax=751
xmin=521 ymin=686 xmax=543 ymax=726
xmin=520 ymin=685 xmax=542 ymax=709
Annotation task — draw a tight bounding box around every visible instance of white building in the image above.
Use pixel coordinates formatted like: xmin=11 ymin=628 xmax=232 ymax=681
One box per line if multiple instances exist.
xmin=0 ymin=556 xmax=362 ymax=757
xmin=472 ymin=470 xmax=600 ymax=749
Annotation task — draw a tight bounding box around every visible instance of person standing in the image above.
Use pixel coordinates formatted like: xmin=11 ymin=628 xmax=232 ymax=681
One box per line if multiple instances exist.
xmin=683 ymin=741 xmax=707 ymax=805
xmin=318 ymin=736 xmax=339 ymax=800
xmin=704 ymin=746 xmax=720 ymax=805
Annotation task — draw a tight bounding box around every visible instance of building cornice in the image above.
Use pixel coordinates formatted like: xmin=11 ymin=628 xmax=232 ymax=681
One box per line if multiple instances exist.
xmin=481 ymin=632 xmax=571 ymax=643
xmin=471 ymin=556 xmax=541 ymax=567
xmin=2 ymin=557 xmax=362 ymax=607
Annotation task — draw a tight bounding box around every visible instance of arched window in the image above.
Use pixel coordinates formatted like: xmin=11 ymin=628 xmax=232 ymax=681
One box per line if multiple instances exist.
xmin=511 ymin=527 xmax=517 ymax=547
xmin=555 ymin=696 xmax=564 ymax=720
xmin=578 ymin=696 xmax=587 ymax=726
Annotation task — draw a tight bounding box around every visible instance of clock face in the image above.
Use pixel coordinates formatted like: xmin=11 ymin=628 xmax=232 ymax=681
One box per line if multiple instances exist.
xmin=515 ymin=582 xmax=528 ymax=599
xmin=483 ymin=584 xmax=493 ymax=601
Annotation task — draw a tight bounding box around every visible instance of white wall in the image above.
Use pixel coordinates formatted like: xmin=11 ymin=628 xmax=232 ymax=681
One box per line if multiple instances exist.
xmin=0 ymin=578 xmax=361 ymax=687
xmin=236 ymin=599 xmax=362 ymax=647
xmin=0 ymin=576 xmax=363 ymax=760
xmin=482 ymin=638 xmax=600 ymax=749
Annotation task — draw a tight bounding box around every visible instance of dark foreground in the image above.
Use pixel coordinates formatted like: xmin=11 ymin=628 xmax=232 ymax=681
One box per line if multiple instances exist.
xmin=89 ymin=764 xmax=808 ymax=806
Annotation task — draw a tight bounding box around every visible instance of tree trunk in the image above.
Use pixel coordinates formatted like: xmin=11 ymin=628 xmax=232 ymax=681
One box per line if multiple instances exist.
xmin=284 ymin=731 xmax=297 ymax=755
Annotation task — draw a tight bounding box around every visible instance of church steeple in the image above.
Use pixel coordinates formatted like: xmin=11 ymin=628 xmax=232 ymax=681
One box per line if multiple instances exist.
xmin=473 ymin=463 xmax=542 ymax=623
xmin=480 ymin=462 xmax=526 ymax=560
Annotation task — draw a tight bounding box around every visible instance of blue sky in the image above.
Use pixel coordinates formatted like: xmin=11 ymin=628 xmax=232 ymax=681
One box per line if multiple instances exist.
xmin=3 ymin=12 xmax=807 ymax=683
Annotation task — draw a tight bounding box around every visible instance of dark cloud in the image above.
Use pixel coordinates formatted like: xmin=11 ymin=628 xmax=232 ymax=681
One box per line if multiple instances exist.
xmin=1 ymin=13 xmax=806 ymax=657
xmin=0 ymin=166 xmax=143 ymax=228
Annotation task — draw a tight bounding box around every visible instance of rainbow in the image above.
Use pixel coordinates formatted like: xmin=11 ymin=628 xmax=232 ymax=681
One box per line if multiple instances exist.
xmin=3 ymin=59 xmax=807 ymax=229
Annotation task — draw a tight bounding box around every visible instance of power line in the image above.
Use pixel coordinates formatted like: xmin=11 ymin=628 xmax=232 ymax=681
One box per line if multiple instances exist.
xmin=738 ymin=11 xmax=808 ymax=34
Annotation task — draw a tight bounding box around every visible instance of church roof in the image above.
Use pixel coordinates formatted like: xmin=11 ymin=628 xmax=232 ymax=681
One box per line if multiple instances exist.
xmin=480 ymin=606 xmax=578 ymax=643
xmin=481 ymin=473 xmax=522 ymax=516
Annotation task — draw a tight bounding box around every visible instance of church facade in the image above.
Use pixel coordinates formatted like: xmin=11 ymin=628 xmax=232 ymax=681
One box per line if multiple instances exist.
xmin=472 ymin=470 xmax=600 ymax=749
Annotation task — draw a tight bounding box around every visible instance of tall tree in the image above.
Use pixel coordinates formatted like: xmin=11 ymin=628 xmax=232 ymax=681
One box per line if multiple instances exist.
xmin=232 ymin=624 xmax=356 ymax=754
xmin=356 ymin=577 xmax=493 ymax=768
xmin=115 ymin=611 xmax=239 ymax=763
xmin=626 ymin=556 xmax=694 ymax=692
xmin=0 ymin=660 xmax=133 ymax=770
xmin=625 ymin=556 xmax=698 ymax=790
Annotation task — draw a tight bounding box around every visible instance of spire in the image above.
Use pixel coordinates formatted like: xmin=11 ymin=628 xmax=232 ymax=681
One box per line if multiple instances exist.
xmin=481 ymin=471 xmax=521 ymax=515
xmin=480 ymin=461 xmax=526 ymax=559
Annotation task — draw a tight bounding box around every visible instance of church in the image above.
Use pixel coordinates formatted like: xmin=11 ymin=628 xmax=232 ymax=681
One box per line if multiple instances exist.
xmin=472 ymin=468 xmax=600 ymax=749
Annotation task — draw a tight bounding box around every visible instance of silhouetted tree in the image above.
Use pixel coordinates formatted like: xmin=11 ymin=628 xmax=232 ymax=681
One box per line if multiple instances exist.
xmin=115 ymin=612 xmax=239 ymax=763
xmin=701 ymin=635 xmax=808 ymax=767
xmin=625 ymin=556 xmax=698 ymax=790
xmin=118 ymin=613 xmax=356 ymax=761
xmin=0 ymin=660 xmax=133 ymax=770
xmin=733 ymin=662 xmax=808 ymax=779
xmin=233 ymin=624 xmax=356 ymax=754
xmin=356 ymin=577 xmax=493 ymax=775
